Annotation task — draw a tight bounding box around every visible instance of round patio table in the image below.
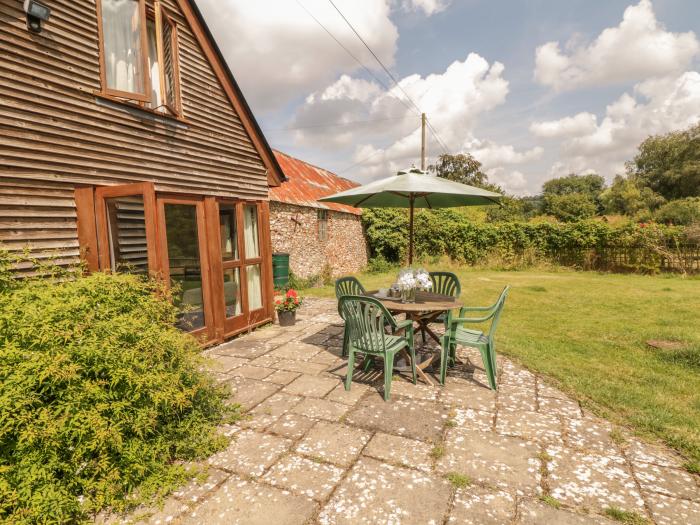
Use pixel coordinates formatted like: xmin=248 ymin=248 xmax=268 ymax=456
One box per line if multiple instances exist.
xmin=368 ymin=290 xmax=462 ymax=385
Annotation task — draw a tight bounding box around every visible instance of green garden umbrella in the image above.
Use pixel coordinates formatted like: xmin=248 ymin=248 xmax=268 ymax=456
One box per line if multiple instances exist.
xmin=318 ymin=167 xmax=502 ymax=264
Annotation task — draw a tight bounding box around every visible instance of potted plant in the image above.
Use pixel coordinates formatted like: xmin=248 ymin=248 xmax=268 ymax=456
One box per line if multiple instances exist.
xmin=275 ymin=288 xmax=303 ymax=326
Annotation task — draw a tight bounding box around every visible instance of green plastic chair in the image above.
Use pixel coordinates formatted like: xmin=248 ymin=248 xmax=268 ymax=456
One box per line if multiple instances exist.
xmin=440 ymin=286 xmax=510 ymax=389
xmin=339 ymin=295 xmax=416 ymax=401
xmin=426 ymin=271 xmax=462 ymax=340
xmin=335 ymin=277 xmax=366 ymax=357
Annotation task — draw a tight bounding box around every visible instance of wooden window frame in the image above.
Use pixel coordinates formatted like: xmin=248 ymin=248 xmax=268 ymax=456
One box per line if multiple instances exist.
xmin=95 ymin=0 xmax=151 ymax=103
xmin=95 ymin=0 xmax=182 ymax=116
xmin=155 ymin=4 xmax=183 ymax=117
xmin=94 ymin=182 xmax=160 ymax=274
xmin=317 ymin=209 xmax=329 ymax=241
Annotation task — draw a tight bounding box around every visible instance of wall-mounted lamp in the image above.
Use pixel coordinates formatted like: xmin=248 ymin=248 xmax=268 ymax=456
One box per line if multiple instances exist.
xmin=23 ymin=0 xmax=51 ymax=33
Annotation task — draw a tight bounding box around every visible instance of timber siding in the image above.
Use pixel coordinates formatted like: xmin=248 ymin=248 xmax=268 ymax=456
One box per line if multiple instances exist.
xmin=0 ymin=0 xmax=275 ymax=268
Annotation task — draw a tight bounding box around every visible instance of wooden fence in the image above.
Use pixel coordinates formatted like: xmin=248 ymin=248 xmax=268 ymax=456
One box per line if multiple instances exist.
xmin=554 ymin=244 xmax=700 ymax=274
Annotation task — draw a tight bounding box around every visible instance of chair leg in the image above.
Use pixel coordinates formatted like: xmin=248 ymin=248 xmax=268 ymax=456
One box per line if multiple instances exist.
xmin=345 ymin=349 xmax=356 ymax=391
xmin=362 ymin=355 xmax=374 ymax=372
xmin=341 ymin=327 xmax=349 ymax=358
xmin=439 ymin=338 xmax=449 ymax=385
xmin=408 ymin=346 xmax=417 ymax=385
xmin=383 ymin=354 xmax=394 ymax=401
xmin=480 ymin=346 xmax=497 ymax=390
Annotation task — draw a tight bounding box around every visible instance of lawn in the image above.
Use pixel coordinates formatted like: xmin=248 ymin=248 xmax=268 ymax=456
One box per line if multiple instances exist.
xmin=302 ymin=267 xmax=700 ymax=467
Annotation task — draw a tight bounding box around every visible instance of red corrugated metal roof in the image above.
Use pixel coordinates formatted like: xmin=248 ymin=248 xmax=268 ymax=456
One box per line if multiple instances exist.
xmin=270 ymin=150 xmax=362 ymax=215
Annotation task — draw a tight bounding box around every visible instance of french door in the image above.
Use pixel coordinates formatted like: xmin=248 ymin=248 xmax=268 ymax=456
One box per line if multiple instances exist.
xmin=157 ymin=196 xmax=215 ymax=341
xmin=212 ymin=200 xmax=268 ymax=339
xmin=86 ymin=182 xmax=271 ymax=344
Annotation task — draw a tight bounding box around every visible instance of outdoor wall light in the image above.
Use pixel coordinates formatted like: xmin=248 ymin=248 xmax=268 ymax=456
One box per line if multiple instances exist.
xmin=23 ymin=0 xmax=51 ymax=33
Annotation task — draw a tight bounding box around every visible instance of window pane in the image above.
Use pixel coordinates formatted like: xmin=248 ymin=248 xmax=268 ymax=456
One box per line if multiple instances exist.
xmin=105 ymin=196 xmax=148 ymax=273
xmin=318 ymin=209 xmax=328 ymax=241
xmin=219 ymin=204 xmax=238 ymax=261
xmin=162 ymin=18 xmax=178 ymax=110
xmin=164 ymin=204 xmax=205 ymax=331
xmin=246 ymin=264 xmax=262 ymax=311
xmin=223 ymin=268 xmax=242 ymax=317
xmin=243 ymin=205 xmax=259 ymax=259
xmin=101 ymin=0 xmax=145 ymax=95
xmin=146 ymin=19 xmax=163 ymax=108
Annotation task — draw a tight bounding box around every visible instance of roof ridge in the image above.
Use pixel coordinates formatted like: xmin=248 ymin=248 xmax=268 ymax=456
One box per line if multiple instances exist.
xmin=272 ymin=149 xmax=358 ymax=187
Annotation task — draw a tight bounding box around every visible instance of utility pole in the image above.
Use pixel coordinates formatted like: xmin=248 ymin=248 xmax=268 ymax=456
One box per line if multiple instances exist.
xmin=421 ymin=112 xmax=426 ymax=171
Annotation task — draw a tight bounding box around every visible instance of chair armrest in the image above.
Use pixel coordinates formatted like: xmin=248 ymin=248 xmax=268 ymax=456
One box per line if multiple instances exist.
xmin=393 ymin=319 xmax=414 ymax=332
xmin=458 ymin=304 xmax=496 ymax=316
xmin=449 ymin=311 xmax=496 ymax=325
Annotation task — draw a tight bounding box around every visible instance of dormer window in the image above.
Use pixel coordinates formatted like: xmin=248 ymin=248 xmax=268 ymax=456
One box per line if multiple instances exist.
xmin=96 ymin=0 xmax=181 ymax=117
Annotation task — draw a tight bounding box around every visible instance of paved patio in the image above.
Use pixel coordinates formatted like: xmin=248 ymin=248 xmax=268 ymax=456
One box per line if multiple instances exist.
xmin=116 ymin=298 xmax=700 ymax=524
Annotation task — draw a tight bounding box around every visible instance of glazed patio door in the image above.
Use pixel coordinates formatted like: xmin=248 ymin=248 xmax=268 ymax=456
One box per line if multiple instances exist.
xmin=157 ymin=196 xmax=215 ymax=341
xmin=213 ymin=200 xmax=268 ymax=338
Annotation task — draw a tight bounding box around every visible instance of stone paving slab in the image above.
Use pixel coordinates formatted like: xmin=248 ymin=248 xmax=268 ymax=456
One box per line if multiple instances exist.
xmin=283 ymin=374 xmax=339 ymax=397
xmin=291 ymin=397 xmax=350 ymax=422
xmin=646 ymin=492 xmax=700 ymax=525
xmin=438 ymin=428 xmax=541 ymax=495
xmin=262 ymin=454 xmax=344 ymax=501
xmin=318 ymin=457 xmax=452 ymax=524
xmin=634 ymin=462 xmax=700 ymax=500
xmin=447 ymin=485 xmax=515 ymax=524
xmin=362 ymin=432 xmax=434 ymax=472
xmin=296 ymin=421 xmax=371 ymax=467
xmin=207 ymin=429 xmax=291 ymax=477
xmin=496 ymin=409 xmax=562 ymax=442
xmin=517 ymin=499 xmax=614 ymax=524
xmin=266 ymin=413 xmax=318 ymax=440
xmin=178 ymin=475 xmax=317 ymax=525
xmin=228 ymin=377 xmax=280 ymax=411
xmin=345 ymin=392 xmax=449 ymax=442
xmin=547 ymin=446 xmax=646 ymax=513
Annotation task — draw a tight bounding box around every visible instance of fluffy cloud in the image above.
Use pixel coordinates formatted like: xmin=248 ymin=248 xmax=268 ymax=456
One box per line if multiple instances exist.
xmin=538 ymin=71 xmax=700 ymax=178
xmin=289 ymin=53 xmax=541 ymax=184
xmin=488 ymin=169 xmax=529 ymax=194
xmin=196 ymin=0 xmax=398 ymax=111
xmin=534 ymin=0 xmax=699 ymax=91
xmin=530 ymin=112 xmax=597 ymax=138
xmin=400 ymin=0 xmax=451 ymax=16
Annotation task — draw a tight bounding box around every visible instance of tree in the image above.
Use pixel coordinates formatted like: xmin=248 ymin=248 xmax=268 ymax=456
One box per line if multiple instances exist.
xmin=627 ymin=123 xmax=700 ymax=200
xmin=542 ymin=173 xmax=606 ymax=200
xmin=543 ymin=193 xmax=597 ymax=222
xmin=428 ymin=153 xmax=502 ymax=193
xmin=600 ymin=175 xmax=665 ymax=216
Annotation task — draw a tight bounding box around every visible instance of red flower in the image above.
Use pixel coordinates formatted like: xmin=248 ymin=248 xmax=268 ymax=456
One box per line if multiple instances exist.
xmin=275 ymin=299 xmax=281 ymax=305
xmin=286 ymin=289 xmax=298 ymax=298
xmin=294 ymin=298 xmax=299 ymax=304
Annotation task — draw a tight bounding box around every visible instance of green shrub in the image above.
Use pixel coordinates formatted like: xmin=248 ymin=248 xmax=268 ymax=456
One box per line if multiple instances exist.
xmin=654 ymin=197 xmax=700 ymax=226
xmin=0 ymin=262 xmax=235 ymax=523
xmin=362 ymin=209 xmax=690 ymax=273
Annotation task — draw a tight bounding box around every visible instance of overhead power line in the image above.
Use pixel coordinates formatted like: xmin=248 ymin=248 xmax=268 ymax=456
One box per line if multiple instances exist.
xmin=265 ymin=115 xmax=416 ymax=132
xmin=327 ymin=0 xmax=422 ymax=116
xmin=326 ymin=0 xmax=453 ymax=158
xmin=295 ymin=0 xmax=416 ymax=115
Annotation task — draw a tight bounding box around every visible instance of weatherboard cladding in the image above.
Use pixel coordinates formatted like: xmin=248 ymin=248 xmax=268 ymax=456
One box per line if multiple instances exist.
xmin=270 ymin=151 xmax=362 ymax=215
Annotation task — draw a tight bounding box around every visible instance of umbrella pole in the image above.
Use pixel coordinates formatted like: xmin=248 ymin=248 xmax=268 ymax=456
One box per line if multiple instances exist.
xmin=408 ymin=195 xmax=414 ymax=266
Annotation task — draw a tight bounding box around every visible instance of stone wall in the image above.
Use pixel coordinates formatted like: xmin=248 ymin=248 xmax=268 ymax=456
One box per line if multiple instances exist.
xmin=269 ymin=201 xmax=368 ymax=279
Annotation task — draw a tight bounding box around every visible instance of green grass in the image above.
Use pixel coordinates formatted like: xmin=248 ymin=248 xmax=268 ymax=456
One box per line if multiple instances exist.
xmin=444 ymin=472 xmax=471 ymax=488
xmin=604 ymin=507 xmax=651 ymax=524
xmin=539 ymin=495 xmax=561 ymax=509
xmin=304 ymin=267 xmax=700 ymax=463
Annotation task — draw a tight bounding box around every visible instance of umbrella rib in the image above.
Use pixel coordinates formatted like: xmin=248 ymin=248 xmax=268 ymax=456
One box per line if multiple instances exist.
xmin=424 ymin=194 xmax=432 ymax=209
xmin=353 ymin=194 xmax=375 ymax=207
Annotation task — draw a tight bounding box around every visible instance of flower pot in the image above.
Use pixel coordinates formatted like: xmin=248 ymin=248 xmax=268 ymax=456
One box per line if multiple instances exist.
xmin=277 ymin=310 xmax=296 ymax=326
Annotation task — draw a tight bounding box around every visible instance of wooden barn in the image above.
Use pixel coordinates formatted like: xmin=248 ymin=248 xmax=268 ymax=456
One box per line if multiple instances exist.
xmin=0 ymin=0 xmax=286 ymax=344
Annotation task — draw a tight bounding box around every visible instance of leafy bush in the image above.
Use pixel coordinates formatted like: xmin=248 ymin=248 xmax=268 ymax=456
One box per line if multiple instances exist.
xmin=654 ymin=197 xmax=700 ymax=226
xmin=0 ymin=256 xmax=235 ymax=523
xmin=362 ymin=208 xmax=691 ymax=273
xmin=543 ymin=193 xmax=598 ymax=222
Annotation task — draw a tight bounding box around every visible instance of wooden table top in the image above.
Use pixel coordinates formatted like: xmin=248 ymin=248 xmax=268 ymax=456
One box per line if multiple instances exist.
xmin=366 ymin=290 xmax=462 ymax=313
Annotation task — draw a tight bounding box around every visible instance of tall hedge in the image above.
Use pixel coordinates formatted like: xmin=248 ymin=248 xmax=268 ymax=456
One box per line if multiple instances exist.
xmin=0 ymin=254 xmax=234 ymax=523
xmin=362 ymin=208 xmax=690 ymax=271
